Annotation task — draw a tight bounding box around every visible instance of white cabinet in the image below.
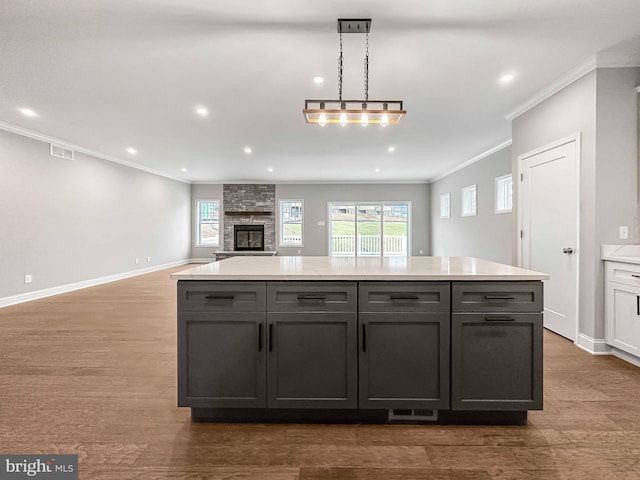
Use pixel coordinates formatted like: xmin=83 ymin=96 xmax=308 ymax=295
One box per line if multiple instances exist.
xmin=605 ymin=262 xmax=640 ymax=357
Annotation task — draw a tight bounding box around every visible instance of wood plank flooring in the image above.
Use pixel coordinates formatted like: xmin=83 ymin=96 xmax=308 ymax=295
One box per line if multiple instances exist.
xmin=1 ymin=266 xmax=640 ymax=479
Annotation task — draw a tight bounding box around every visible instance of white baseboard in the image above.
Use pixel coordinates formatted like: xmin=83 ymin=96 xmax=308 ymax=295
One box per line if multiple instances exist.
xmin=0 ymin=259 xmax=190 ymax=308
xmin=576 ymin=333 xmax=610 ymax=355
xmin=608 ymin=346 xmax=640 ymax=368
xmin=190 ymin=258 xmax=215 ymax=263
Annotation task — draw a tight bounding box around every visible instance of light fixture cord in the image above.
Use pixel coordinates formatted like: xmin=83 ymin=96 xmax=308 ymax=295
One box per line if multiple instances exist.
xmin=338 ymin=31 xmax=343 ymax=101
xmin=364 ymin=30 xmax=369 ymax=102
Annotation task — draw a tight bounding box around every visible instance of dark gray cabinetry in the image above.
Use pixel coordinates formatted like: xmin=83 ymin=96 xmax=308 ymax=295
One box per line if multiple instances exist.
xmin=358 ymin=282 xmax=450 ymax=409
xmin=177 ymin=281 xmax=267 ymax=408
xmin=266 ymin=282 xmax=357 ymax=408
xmin=451 ymin=282 xmax=543 ymax=411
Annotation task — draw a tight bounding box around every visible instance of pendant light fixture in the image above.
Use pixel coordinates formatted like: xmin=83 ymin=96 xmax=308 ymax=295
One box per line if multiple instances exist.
xmin=303 ymin=18 xmax=406 ymax=126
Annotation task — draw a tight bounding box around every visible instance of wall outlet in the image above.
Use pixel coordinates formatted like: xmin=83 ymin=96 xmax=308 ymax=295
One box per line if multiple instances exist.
xmin=147 ymin=256 xmax=151 ymax=263
xmin=135 ymin=258 xmax=140 ymax=264
xmin=620 ymin=226 xmax=629 ymax=240
xmin=317 ymin=220 xmax=325 ymax=226
xmin=297 ymin=249 xmax=301 ymax=255
xmin=24 ymin=274 xmax=32 ymax=284
xmin=419 ymin=249 xmax=424 ymax=255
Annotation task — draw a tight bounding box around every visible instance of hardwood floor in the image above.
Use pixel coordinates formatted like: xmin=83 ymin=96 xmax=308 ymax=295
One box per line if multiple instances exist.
xmin=1 ymin=266 xmax=640 ymax=479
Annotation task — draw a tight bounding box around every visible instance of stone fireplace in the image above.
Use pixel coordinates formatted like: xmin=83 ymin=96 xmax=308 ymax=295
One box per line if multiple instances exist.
xmin=223 ymin=184 xmax=276 ymax=252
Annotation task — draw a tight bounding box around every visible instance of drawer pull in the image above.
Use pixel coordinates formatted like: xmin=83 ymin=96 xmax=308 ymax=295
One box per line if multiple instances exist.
xmin=637 ymin=296 xmax=639 ymax=316
xmin=258 ymin=323 xmax=263 ymax=352
xmin=362 ymin=324 xmax=367 ymax=352
xmin=205 ymin=294 xmax=235 ymax=300
xmin=632 ymin=275 xmax=640 ymax=279
xmin=484 ymin=295 xmax=516 ymax=300
xmin=390 ymin=295 xmax=420 ymax=301
xmin=297 ymin=295 xmax=326 ymax=301
xmin=485 ymin=316 xmax=516 ymax=322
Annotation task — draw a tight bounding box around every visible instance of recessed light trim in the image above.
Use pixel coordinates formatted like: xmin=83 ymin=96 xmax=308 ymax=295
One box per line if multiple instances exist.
xmin=267 ymin=167 xmax=274 ymax=172
xmin=374 ymin=167 xmax=381 ymax=173
xmin=243 ymin=146 xmax=252 ymax=154
xmin=20 ymin=108 xmax=38 ymax=118
xmin=500 ymin=73 xmax=515 ymax=84
xmin=195 ymin=106 xmax=208 ymax=117
xmin=313 ymin=76 xmax=324 ymax=85
xmin=181 ymin=168 xmax=188 ymax=172
xmin=126 ymin=147 xmax=137 ymax=155
xmin=388 ymin=146 xmax=396 ymax=153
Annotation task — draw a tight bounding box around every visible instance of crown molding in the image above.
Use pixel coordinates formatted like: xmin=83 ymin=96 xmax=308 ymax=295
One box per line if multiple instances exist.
xmin=0 ymin=120 xmax=190 ymax=184
xmin=428 ymin=139 xmax=512 ymax=183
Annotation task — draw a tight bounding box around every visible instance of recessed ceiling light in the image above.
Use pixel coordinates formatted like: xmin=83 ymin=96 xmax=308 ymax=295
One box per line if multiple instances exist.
xmin=195 ymin=106 xmax=208 ymax=117
xmin=374 ymin=167 xmax=381 ymax=173
xmin=267 ymin=167 xmax=274 ymax=172
xmin=243 ymin=146 xmax=252 ymax=154
xmin=313 ymin=76 xmax=324 ymax=85
xmin=126 ymin=147 xmax=137 ymax=155
xmin=181 ymin=168 xmax=188 ymax=172
xmin=500 ymin=73 xmax=515 ymax=84
xmin=388 ymin=146 xmax=396 ymax=153
xmin=20 ymin=108 xmax=37 ymax=117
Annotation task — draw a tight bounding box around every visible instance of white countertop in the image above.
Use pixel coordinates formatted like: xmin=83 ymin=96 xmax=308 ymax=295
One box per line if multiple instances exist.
xmin=171 ymin=256 xmax=549 ymax=281
xmin=602 ymin=245 xmax=640 ymax=265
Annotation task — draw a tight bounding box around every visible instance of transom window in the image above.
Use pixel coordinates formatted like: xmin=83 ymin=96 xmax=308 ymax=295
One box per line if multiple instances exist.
xmin=328 ymin=202 xmax=410 ymax=257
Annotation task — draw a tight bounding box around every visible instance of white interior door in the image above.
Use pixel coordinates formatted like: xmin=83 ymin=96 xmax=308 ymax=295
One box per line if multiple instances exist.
xmin=519 ymin=137 xmax=579 ymax=341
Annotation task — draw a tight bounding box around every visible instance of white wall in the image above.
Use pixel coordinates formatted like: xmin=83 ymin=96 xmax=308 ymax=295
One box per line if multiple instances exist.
xmin=512 ymin=67 xmax=640 ymax=343
xmin=0 ymin=129 xmax=191 ymax=303
xmin=430 ymin=146 xmax=515 ymax=264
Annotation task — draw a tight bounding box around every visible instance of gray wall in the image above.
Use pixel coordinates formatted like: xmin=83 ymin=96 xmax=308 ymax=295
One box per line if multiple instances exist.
xmin=512 ymin=67 xmax=640 ymax=342
xmin=190 ymin=183 xmax=430 ymax=258
xmin=429 ymin=146 xmax=515 ymax=264
xmin=0 ymin=129 xmax=191 ymax=300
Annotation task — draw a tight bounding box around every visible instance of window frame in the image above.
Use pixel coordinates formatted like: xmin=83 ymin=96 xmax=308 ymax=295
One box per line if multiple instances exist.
xmin=440 ymin=192 xmax=451 ymax=219
xmin=195 ymin=199 xmax=221 ymax=247
xmin=495 ymin=174 xmax=513 ymax=214
xmin=461 ymin=184 xmax=477 ymax=217
xmin=279 ymin=199 xmax=304 ymax=247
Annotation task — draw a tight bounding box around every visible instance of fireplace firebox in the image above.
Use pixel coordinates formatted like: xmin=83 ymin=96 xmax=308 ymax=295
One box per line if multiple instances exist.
xmin=234 ymin=224 xmax=265 ymax=251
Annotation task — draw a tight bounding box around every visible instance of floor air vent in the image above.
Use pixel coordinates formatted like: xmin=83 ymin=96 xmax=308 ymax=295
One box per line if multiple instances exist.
xmin=388 ymin=408 xmax=438 ymax=421
xmin=50 ymin=143 xmax=74 ymax=160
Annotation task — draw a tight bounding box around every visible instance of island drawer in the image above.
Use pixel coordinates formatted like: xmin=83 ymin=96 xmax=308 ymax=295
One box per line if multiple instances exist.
xmin=267 ymin=282 xmax=357 ymax=312
xmin=359 ymin=282 xmax=450 ymax=312
xmin=452 ymin=281 xmax=543 ymax=313
xmin=178 ymin=281 xmax=266 ymax=312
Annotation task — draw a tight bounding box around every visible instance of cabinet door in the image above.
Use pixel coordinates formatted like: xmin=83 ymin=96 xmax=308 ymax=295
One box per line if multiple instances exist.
xmin=178 ymin=312 xmax=266 ymax=408
xmin=267 ymin=312 xmax=357 ymax=408
xmin=451 ymin=313 xmax=543 ymax=411
xmin=359 ymin=312 xmax=449 ymax=409
xmin=606 ymin=282 xmax=640 ymax=356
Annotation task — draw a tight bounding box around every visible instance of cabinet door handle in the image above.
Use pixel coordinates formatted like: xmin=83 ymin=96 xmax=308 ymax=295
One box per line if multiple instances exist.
xmin=485 ymin=316 xmax=516 ymax=322
xmin=205 ymin=294 xmax=234 ymax=300
xmin=632 ymin=275 xmax=640 ymax=279
xmin=484 ymin=295 xmax=516 ymax=300
xmin=268 ymin=324 xmax=274 ymax=352
xmin=258 ymin=323 xmax=263 ymax=351
xmin=297 ymin=295 xmax=326 ymax=301
xmin=637 ymin=296 xmax=639 ymax=316
xmin=390 ymin=295 xmax=420 ymax=301
xmin=362 ymin=324 xmax=367 ymax=352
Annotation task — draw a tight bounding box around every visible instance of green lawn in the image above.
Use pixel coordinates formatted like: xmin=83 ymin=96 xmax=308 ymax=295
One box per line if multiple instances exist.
xmin=282 ymin=221 xmax=407 ymax=237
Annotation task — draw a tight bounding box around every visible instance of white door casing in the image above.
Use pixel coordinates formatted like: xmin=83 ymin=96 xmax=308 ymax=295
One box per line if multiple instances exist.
xmin=518 ymin=134 xmax=581 ymax=341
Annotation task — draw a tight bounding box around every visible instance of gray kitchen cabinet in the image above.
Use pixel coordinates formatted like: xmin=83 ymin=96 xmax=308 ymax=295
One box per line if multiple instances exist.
xmin=266 ymin=282 xmax=358 ymax=408
xmin=358 ymin=282 xmax=450 ymax=409
xmin=451 ymin=282 xmax=543 ymax=411
xmin=177 ymin=281 xmax=267 ymax=408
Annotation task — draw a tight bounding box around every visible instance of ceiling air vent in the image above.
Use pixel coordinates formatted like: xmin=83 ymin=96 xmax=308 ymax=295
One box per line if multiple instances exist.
xmin=50 ymin=143 xmax=74 ymax=160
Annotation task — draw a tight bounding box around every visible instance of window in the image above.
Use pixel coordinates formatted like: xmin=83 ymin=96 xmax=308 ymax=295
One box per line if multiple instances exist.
xmin=328 ymin=202 xmax=410 ymax=257
xmin=495 ymin=174 xmax=513 ymax=214
xmin=280 ymin=200 xmax=303 ymax=246
xmin=461 ymin=185 xmax=477 ymax=217
xmin=440 ymin=192 xmax=451 ymax=219
xmin=196 ymin=200 xmax=220 ymax=246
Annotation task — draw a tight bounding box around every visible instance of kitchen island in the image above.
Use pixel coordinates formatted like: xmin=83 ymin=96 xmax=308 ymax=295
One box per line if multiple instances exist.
xmin=172 ymin=256 xmax=548 ymax=424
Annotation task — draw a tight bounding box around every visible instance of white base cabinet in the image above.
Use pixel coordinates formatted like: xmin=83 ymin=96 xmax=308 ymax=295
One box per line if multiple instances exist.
xmin=605 ymin=262 xmax=640 ymax=357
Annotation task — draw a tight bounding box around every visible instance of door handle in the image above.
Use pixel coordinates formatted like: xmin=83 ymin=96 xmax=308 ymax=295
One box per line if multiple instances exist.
xmin=258 ymin=323 xmax=263 ymax=351
xmin=562 ymin=248 xmax=574 ymax=254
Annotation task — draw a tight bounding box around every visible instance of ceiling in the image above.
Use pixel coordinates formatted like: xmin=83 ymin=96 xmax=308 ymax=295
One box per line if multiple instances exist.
xmin=1 ymin=0 xmax=639 ymax=184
